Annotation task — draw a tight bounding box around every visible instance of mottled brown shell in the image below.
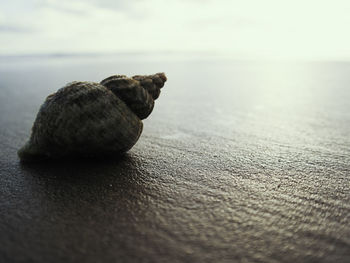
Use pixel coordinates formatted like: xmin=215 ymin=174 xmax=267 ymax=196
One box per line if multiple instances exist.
xmin=18 ymin=73 xmax=167 ymax=161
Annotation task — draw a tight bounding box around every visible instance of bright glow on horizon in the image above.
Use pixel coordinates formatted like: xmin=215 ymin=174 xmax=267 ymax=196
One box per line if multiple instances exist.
xmin=0 ymin=0 xmax=350 ymax=60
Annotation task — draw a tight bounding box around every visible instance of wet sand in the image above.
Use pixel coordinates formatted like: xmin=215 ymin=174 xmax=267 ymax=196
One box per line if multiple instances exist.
xmin=0 ymin=55 xmax=349 ymax=262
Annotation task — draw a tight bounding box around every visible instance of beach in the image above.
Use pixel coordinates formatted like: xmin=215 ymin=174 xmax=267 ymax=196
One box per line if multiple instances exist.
xmin=0 ymin=55 xmax=349 ymax=262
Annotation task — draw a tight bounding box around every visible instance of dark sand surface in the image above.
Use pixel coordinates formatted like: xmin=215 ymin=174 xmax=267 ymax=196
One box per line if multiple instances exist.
xmin=0 ymin=55 xmax=349 ymax=262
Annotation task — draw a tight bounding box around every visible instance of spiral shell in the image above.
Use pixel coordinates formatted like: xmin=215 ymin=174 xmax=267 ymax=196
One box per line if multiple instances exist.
xmin=18 ymin=73 xmax=167 ymax=161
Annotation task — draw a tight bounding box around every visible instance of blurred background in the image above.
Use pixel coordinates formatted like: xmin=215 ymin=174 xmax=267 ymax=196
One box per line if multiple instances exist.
xmin=1 ymin=0 xmax=350 ymax=60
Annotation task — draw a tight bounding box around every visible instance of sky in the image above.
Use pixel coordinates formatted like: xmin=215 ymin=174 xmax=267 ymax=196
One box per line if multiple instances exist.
xmin=0 ymin=0 xmax=350 ymax=59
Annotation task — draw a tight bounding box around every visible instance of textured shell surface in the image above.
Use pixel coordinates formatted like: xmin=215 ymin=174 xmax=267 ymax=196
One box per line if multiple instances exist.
xmin=18 ymin=73 xmax=167 ymax=161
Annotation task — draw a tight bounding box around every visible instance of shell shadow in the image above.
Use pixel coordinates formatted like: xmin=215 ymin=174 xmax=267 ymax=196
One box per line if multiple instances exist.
xmin=19 ymin=153 xmax=140 ymax=179
xmin=18 ymin=153 xmax=152 ymax=208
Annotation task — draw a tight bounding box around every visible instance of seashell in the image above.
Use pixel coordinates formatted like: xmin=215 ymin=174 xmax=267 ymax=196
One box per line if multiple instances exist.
xmin=18 ymin=72 xmax=167 ymax=162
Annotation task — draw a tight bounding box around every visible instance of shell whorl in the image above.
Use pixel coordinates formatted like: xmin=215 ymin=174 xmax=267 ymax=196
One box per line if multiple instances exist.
xmin=18 ymin=73 xmax=167 ymax=161
xmin=100 ymin=72 xmax=167 ymax=120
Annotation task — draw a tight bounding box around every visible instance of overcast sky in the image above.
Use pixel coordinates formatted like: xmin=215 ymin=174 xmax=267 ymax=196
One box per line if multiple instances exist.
xmin=0 ymin=0 xmax=350 ymax=59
